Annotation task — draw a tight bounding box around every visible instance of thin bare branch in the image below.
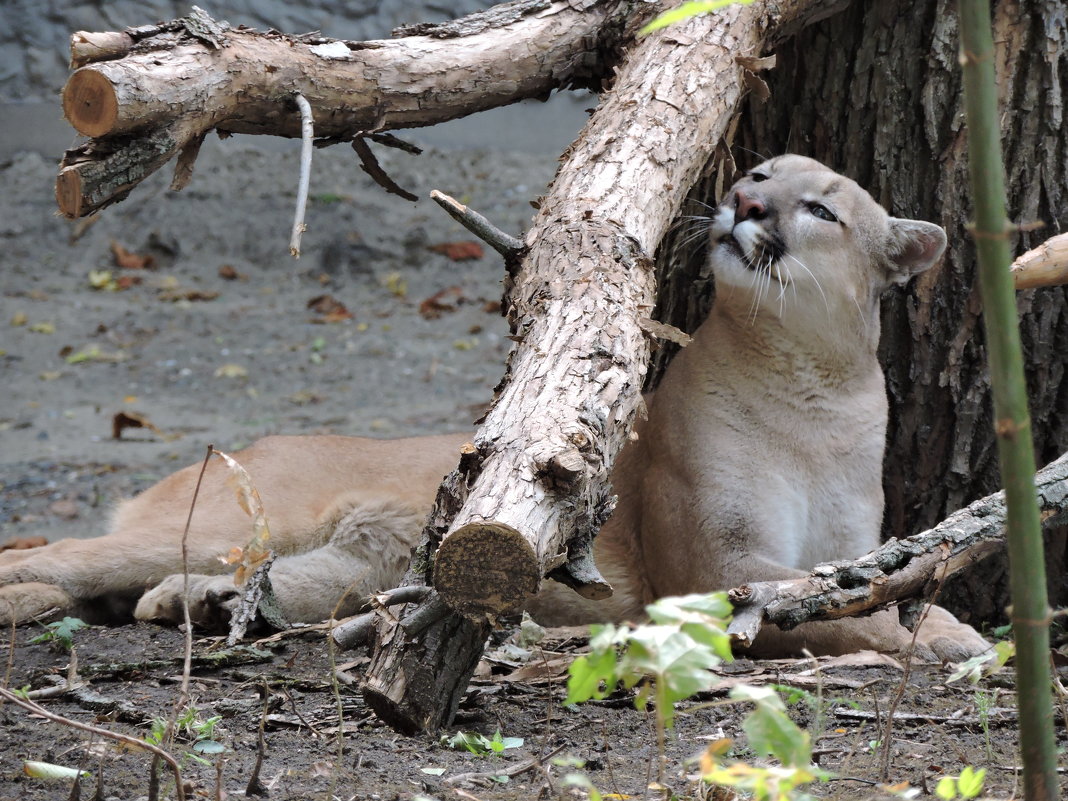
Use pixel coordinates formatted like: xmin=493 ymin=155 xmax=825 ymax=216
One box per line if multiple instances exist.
xmin=289 ymin=93 xmax=313 ymax=259
xmin=430 ymin=189 xmax=524 ymax=258
xmin=0 ymin=687 xmax=186 ymax=801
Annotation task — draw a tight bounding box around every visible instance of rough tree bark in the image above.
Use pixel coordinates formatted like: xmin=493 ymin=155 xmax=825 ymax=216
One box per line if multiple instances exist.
xmin=727 ymin=452 xmax=1068 ymax=647
xmin=653 ymin=0 xmax=1068 ymax=625
xmin=55 ymin=1 xmax=633 ymax=218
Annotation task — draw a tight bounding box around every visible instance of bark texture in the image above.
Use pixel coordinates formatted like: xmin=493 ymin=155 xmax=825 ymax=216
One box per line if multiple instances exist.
xmin=728 ymin=452 xmax=1068 ymax=646
xmin=56 ymin=0 xmax=630 ymax=218
xmin=653 ymin=0 xmax=1068 ymax=624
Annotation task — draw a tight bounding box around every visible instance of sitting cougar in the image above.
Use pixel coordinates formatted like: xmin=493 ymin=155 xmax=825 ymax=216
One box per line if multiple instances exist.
xmin=0 ymin=156 xmax=988 ymax=661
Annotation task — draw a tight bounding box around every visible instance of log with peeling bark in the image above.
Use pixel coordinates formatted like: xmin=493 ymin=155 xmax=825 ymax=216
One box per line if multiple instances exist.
xmin=1011 ymin=232 xmax=1068 ymax=290
xmin=727 ymin=452 xmax=1068 ymax=648
xmin=56 ymin=0 xmax=634 ymax=218
xmin=360 ymin=0 xmax=849 ymax=733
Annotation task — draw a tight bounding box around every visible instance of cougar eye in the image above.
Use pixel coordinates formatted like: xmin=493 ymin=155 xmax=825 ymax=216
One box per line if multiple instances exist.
xmin=808 ymin=202 xmax=839 ymax=223
xmin=747 ymin=171 xmax=769 ymax=183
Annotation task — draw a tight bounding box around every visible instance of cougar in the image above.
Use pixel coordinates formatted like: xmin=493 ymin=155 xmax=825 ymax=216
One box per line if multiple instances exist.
xmin=0 ymin=156 xmax=988 ymax=661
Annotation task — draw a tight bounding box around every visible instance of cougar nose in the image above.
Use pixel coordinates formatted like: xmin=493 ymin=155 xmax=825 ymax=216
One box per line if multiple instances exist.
xmin=734 ymin=189 xmax=766 ymax=224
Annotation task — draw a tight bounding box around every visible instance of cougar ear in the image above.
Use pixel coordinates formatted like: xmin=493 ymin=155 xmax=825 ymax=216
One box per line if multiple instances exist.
xmin=884 ymin=218 xmax=947 ymax=285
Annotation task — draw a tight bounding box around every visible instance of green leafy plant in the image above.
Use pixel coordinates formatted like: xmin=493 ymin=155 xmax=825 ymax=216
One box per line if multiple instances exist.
xmin=30 ymin=616 xmax=88 ymax=651
xmin=565 ymin=592 xmax=732 ymax=728
xmin=440 ymin=729 xmax=523 ymax=756
xmin=699 ymin=685 xmax=829 ymax=801
xmin=147 ymin=707 xmax=225 ymax=764
xmin=947 ymin=640 xmax=1015 ymax=684
xmin=934 ymin=766 xmax=986 ymax=799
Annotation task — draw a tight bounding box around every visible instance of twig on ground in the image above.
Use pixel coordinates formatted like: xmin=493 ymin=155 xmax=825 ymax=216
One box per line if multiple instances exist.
xmin=879 ymin=566 xmax=946 ymax=782
xmin=331 ymin=585 xmax=432 ymax=650
xmin=445 ymin=744 xmax=567 ymax=785
xmin=181 ymin=445 xmax=214 ymax=697
xmin=0 ymin=686 xmax=186 ymax=801
xmin=244 ymin=682 xmax=270 ymax=797
xmin=351 ymin=137 xmax=418 ymax=201
xmin=429 ymin=190 xmax=525 ymax=258
xmin=289 ymin=93 xmax=314 ymax=258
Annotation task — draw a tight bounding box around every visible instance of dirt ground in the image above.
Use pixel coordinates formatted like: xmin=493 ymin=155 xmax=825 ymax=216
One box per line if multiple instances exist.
xmin=1 ymin=131 xmax=1065 ymax=800
xmin=1 ymin=620 xmax=1061 ymax=801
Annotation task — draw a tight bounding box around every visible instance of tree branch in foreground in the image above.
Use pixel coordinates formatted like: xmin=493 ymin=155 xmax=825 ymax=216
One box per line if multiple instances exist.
xmin=727 ymin=452 xmax=1068 ymax=648
xmin=1012 ymin=231 xmax=1068 ymax=290
xmin=55 ymin=0 xmax=627 ymax=218
xmin=360 ymin=0 xmax=849 ymax=734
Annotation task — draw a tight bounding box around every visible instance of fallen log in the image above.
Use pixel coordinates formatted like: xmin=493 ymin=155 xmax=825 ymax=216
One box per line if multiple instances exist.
xmin=727 ymin=451 xmax=1068 ymax=647
xmin=1011 ymin=232 xmax=1068 ymax=290
xmin=56 ymin=0 xmax=631 ymax=218
xmin=360 ymin=0 xmax=849 ymax=733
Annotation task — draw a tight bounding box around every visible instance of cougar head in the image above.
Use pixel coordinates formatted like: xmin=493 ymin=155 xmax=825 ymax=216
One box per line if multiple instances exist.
xmin=709 ymin=155 xmax=946 ymax=329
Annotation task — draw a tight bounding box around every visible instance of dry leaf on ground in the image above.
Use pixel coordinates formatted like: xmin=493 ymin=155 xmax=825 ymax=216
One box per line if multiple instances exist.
xmin=110 ymin=240 xmax=156 ymax=269
xmin=428 ymin=241 xmax=484 ymax=261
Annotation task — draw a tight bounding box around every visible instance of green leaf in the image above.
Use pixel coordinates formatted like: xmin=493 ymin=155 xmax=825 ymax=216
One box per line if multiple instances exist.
xmin=192 ymin=740 xmax=225 ymax=754
xmin=441 ymin=731 xmax=492 ymax=755
xmin=732 ymin=685 xmax=812 ymax=768
xmin=638 ymin=0 xmax=754 ymax=36
xmin=935 ymin=776 xmax=957 ymax=800
xmin=564 ymin=647 xmax=619 ymax=705
xmin=420 ymin=767 xmax=446 ymax=776
xmin=957 ymin=766 xmax=985 ymax=798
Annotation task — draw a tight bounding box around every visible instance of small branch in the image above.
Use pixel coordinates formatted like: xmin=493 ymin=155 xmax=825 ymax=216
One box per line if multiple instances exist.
xmin=368 ymin=133 xmax=423 ymax=155
xmin=1011 ymin=231 xmax=1068 ymax=289
xmin=727 ymin=451 xmax=1068 ymax=647
xmin=226 ymin=553 xmax=278 ymax=646
xmin=430 ymin=190 xmax=525 ymax=258
xmin=289 ymin=93 xmax=313 ymax=258
xmin=331 ymin=585 xmax=433 ymax=650
xmin=445 ymin=743 xmax=567 ymax=785
xmin=351 ymin=137 xmax=418 ymax=201
xmin=0 ymin=687 xmax=186 ymax=801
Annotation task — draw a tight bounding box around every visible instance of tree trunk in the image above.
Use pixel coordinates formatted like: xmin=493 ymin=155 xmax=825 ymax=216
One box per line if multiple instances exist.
xmin=653 ymin=0 xmax=1068 ymax=626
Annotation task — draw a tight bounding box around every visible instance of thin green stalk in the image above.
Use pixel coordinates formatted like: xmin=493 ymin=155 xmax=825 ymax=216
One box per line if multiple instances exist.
xmin=958 ymin=2 xmax=1058 ymax=799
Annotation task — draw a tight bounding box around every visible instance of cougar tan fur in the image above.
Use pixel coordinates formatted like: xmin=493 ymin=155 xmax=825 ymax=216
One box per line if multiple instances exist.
xmin=0 ymin=156 xmax=988 ymax=661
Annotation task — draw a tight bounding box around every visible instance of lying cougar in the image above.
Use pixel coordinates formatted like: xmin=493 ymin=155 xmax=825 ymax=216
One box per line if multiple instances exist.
xmin=0 ymin=156 xmax=988 ymax=661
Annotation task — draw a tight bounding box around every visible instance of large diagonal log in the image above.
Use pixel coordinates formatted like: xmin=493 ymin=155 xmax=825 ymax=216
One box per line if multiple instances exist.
xmin=727 ymin=452 xmax=1068 ymax=647
xmin=56 ymin=0 xmax=634 ymax=218
xmin=360 ymin=0 xmax=849 ymax=733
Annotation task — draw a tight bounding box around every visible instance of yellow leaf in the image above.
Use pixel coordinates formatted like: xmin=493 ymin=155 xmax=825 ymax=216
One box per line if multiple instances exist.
xmin=23 ymin=761 xmax=90 ymax=781
xmin=214 ymin=363 xmax=249 ymax=379
xmin=11 ymin=311 xmax=27 ymax=326
xmin=28 ymin=322 xmax=55 ymax=334
xmin=212 ymin=448 xmax=272 ymax=586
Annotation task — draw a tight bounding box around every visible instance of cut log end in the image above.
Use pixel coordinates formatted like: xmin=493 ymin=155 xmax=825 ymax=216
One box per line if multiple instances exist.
xmin=55 ymin=168 xmax=84 ymax=220
xmin=63 ymin=68 xmax=119 ymax=138
xmin=433 ymin=523 xmax=540 ymax=618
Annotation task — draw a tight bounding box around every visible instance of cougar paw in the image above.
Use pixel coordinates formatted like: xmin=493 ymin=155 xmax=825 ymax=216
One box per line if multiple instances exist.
xmin=0 ymin=582 xmax=73 ymax=626
xmin=914 ymin=605 xmax=992 ymax=663
xmin=135 ymin=574 xmax=240 ymax=631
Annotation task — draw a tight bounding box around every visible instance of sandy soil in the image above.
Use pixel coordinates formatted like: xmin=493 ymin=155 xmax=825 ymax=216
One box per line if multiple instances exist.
xmin=0 ymin=621 xmax=1053 ymax=801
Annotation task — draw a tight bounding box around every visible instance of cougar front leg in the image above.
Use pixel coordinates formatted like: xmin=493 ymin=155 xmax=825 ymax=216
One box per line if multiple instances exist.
xmin=135 ymin=497 xmax=425 ymax=629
